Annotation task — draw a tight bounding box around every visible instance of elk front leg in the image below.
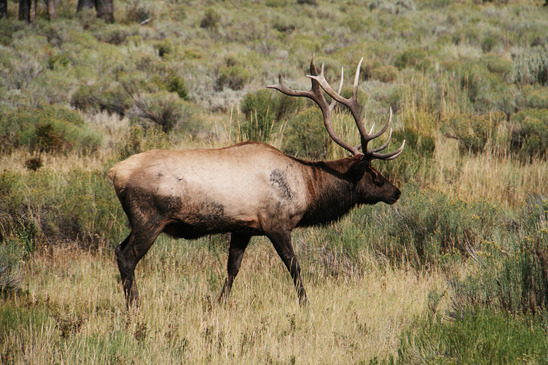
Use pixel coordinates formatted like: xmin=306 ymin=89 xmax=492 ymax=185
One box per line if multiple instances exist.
xmin=219 ymin=232 xmax=251 ymax=302
xmin=268 ymin=230 xmax=308 ymax=306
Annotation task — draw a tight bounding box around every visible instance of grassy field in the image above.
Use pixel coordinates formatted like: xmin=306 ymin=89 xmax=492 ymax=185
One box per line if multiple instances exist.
xmin=1 ymin=0 xmax=548 ymax=363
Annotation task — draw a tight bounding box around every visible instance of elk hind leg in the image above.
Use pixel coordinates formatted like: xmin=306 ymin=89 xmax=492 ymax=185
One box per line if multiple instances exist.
xmin=116 ymin=225 xmax=164 ymax=308
xmin=218 ymin=232 xmax=251 ymax=302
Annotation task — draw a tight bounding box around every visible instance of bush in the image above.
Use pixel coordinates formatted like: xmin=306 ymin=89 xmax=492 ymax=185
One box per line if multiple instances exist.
xmin=374 ymin=65 xmax=399 ymax=83
xmin=282 ymin=107 xmax=330 ymax=159
xmin=441 ymin=112 xmax=507 ymax=154
xmin=71 ymin=83 xmax=131 ymax=116
xmin=0 ymin=168 xmax=127 ymax=250
xmin=118 ymin=125 xmax=174 ymax=160
xmin=239 ymin=89 xmax=302 ymax=142
xmin=445 ymin=59 xmax=514 ymax=114
xmin=452 ymin=196 xmax=548 ymax=315
xmin=395 ymin=47 xmax=433 ymax=71
xmin=518 ymin=85 xmax=548 ymax=109
xmin=130 ymin=91 xmax=197 ymax=133
xmin=514 ymin=45 xmax=548 ymax=85
xmin=216 ymin=65 xmax=251 ymax=91
xmin=379 ymin=184 xmax=501 ymax=268
xmin=378 ymin=128 xmax=436 ymax=183
xmin=200 ymin=8 xmax=220 ymax=29
xmin=509 ymin=108 xmax=548 ymax=161
xmin=0 ymin=105 xmax=103 ymax=154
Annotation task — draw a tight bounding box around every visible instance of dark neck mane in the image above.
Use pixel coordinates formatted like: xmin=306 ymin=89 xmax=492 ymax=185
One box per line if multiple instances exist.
xmin=296 ymin=156 xmax=359 ymax=227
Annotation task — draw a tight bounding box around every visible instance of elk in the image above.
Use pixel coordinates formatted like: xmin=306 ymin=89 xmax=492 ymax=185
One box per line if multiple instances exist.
xmin=109 ymin=57 xmax=405 ymax=307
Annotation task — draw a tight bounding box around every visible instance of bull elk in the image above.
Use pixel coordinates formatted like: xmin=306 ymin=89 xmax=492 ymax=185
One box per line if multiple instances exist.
xmin=109 ymin=57 xmax=405 ymax=307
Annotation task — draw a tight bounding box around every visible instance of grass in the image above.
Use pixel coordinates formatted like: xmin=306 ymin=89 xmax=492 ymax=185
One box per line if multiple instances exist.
xmin=1 ymin=241 xmax=447 ymax=363
xmin=0 ymin=0 xmax=548 ymax=363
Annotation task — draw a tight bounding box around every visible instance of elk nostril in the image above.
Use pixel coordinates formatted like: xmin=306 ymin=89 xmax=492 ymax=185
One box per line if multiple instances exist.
xmin=394 ymin=189 xmax=401 ymax=200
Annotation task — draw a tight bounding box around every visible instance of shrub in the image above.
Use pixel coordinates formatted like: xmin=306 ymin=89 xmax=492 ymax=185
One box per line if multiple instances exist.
xmin=451 ymin=196 xmax=548 ymax=315
xmin=481 ymin=34 xmax=502 ymax=53
xmin=0 ymin=168 xmax=127 ymax=250
xmin=441 ymin=112 xmax=507 ymax=154
xmin=481 ymin=54 xmax=514 ymax=84
xmin=395 ymin=48 xmax=432 ymax=71
xmin=156 ymin=71 xmax=189 ymax=100
xmin=514 ymin=45 xmax=548 ymax=85
xmin=445 ymin=59 xmax=515 ymax=114
xmin=239 ymin=89 xmax=302 ymax=142
xmin=71 ymin=83 xmax=131 ymax=116
xmin=379 ymin=128 xmax=436 ymax=183
xmin=118 ymin=125 xmax=174 ymax=160
xmin=200 ymin=8 xmax=220 ymax=29
xmin=282 ymin=107 xmax=330 ymax=159
xmin=216 ymin=65 xmax=251 ymax=91
xmin=367 ymin=64 xmax=399 ymax=83
xmin=297 ymin=0 xmax=318 ymax=5
xmin=518 ymin=85 xmax=548 ymax=110
xmin=509 ymin=108 xmax=548 ymax=161
xmin=130 ymin=91 xmax=197 ymax=133
xmin=379 ymin=184 xmax=501 ymax=268
xmin=0 ymin=105 xmax=103 ymax=154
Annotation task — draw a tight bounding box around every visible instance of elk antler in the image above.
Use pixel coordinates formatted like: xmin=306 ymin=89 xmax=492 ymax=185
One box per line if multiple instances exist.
xmin=306 ymin=57 xmax=405 ymax=160
xmin=267 ymin=56 xmax=361 ymax=155
xmin=269 ymin=57 xmax=405 ymax=160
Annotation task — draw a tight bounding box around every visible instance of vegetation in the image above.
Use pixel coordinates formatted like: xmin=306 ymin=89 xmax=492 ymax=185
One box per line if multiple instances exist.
xmin=0 ymin=0 xmax=547 ymax=363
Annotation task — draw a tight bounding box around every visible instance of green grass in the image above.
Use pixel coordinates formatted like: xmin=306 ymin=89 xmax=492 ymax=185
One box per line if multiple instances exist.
xmin=398 ymin=309 xmax=548 ymax=364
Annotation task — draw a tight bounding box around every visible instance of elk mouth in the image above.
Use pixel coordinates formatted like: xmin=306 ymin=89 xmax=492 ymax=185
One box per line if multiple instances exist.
xmin=386 ymin=189 xmax=401 ymax=205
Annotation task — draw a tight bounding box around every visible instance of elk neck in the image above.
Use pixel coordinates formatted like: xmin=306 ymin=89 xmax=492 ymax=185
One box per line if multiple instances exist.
xmin=296 ymin=155 xmax=362 ymax=227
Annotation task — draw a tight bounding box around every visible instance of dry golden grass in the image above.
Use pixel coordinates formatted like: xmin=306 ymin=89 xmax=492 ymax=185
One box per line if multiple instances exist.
xmin=3 ymin=239 xmax=447 ymax=364
xmin=431 ymin=136 xmax=548 ymax=207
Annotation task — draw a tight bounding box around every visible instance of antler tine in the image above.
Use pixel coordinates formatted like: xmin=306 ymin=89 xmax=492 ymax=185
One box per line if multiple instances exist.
xmin=353 ymin=58 xmax=363 ymax=99
xmin=328 ymin=66 xmax=344 ymax=110
xmin=370 ymin=128 xmax=393 ymax=153
xmin=366 ymin=107 xmax=393 ymax=142
xmin=369 ymin=139 xmax=406 ymax=160
xmin=365 ymin=108 xmax=406 ymax=160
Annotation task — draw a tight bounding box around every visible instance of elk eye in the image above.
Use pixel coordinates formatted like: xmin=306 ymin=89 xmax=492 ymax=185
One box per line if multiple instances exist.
xmin=373 ymin=177 xmax=384 ymax=187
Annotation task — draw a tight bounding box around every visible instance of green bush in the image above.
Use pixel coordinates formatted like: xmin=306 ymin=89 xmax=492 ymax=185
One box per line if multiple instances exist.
xmin=130 ymin=91 xmax=197 ymax=133
xmin=378 ymin=128 xmax=436 ymax=183
xmin=282 ymin=107 xmax=330 ymax=159
xmin=118 ymin=125 xmax=174 ymax=160
xmin=240 ymin=89 xmax=302 ymax=142
xmin=395 ymin=47 xmax=433 ymax=71
xmin=156 ymin=71 xmax=189 ymax=100
xmin=0 ymin=168 xmax=127 ymax=250
xmin=441 ymin=112 xmax=507 ymax=154
xmin=200 ymin=8 xmax=220 ymax=29
xmin=509 ymin=108 xmax=548 ymax=161
xmin=481 ymin=54 xmax=514 ymax=84
xmin=216 ymin=65 xmax=251 ymax=91
xmin=519 ymin=85 xmax=548 ymax=109
xmin=445 ymin=59 xmax=514 ymax=114
xmin=514 ymin=45 xmax=548 ymax=85
xmin=380 ymin=185 xmax=501 ymax=268
xmin=0 ymin=105 xmax=103 ymax=154
xmin=71 ymin=83 xmax=131 ymax=116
